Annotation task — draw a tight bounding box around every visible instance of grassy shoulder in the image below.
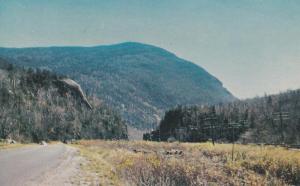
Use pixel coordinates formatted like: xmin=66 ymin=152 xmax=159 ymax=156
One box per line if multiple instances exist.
xmin=0 ymin=141 xmax=60 ymax=150
xmin=73 ymin=140 xmax=300 ymax=186
xmin=72 ymin=142 xmax=120 ymax=185
xmin=0 ymin=142 xmax=30 ymax=150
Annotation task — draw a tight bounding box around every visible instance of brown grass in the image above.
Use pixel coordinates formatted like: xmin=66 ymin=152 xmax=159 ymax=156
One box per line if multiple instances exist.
xmin=74 ymin=140 xmax=300 ymax=186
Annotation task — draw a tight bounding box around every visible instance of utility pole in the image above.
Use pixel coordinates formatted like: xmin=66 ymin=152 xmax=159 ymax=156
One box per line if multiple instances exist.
xmin=232 ymin=126 xmax=235 ymax=161
xmin=272 ymin=111 xmax=289 ymax=143
xmin=203 ymin=115 xmax=217 ymax=145
xmin=227 ymin=122 xmax=249 ymax=161
xmin=158 ymin=126 xmax=161 ymax=142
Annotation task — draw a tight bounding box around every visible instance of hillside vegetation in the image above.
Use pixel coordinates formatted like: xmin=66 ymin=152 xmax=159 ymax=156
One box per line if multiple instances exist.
xmin=145 ymin=89 xmax=300 ymax=145
xmin=0 ymin=42 xmax=235 ymax=129
xmin=0 ymin=59 xmax=127 ymax=142
xmin=73 ymin=140 xmax=300 ymax=186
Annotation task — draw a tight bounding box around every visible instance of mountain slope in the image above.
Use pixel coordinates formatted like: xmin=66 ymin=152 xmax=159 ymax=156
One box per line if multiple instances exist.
xmin=0 ymin=58 xmax=127 ymax=142
xmin=0 ymin=42 xmax=235 ymax=129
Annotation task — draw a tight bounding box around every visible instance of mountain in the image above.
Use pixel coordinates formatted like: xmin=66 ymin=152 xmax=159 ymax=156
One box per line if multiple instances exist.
xmin=0 ymin=42 xmax=235 ymax=130
xmin=145 ymin=89 xmax=300 ymax=145
xmin=0 ymin=58 xmax=127 ymax=142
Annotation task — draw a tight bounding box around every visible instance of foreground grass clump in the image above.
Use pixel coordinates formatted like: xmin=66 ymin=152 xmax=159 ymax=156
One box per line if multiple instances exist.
xmin=74 ymin=140 xmax=300 ymax=186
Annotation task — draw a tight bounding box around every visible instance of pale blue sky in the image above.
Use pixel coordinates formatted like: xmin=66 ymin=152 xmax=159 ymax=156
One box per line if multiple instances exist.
xmin=1 ymin=0 xmax=300 ymax=98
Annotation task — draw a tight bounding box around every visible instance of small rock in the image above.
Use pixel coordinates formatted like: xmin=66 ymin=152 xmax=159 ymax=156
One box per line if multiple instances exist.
xmin=40 ymin=141 xmax=47 ymax=146
xmin=5 ymin=138 xmax=17 ymax=144
xmin=165 ymin=149 xmax=184 ymax=156
xmin=132 ymin=149 xmax=151 ymax=154
xmin=167 ymin=137 xmax=176 ymax=143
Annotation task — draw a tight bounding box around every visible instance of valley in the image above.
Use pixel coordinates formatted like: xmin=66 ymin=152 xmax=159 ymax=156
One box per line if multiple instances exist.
xmin=0 ymin=43 xmax=299 ymax=186
xmin=1 ymin=1 xmax=300 ymax=185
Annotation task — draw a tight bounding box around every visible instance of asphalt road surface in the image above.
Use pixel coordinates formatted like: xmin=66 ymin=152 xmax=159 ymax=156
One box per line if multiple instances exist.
xmin=0 ymin=144 xmax=79 ymax=186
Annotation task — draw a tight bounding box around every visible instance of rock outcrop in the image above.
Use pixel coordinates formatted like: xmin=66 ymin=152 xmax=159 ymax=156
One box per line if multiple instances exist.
xmin=59 ymin=78 xmax=92 ymax=109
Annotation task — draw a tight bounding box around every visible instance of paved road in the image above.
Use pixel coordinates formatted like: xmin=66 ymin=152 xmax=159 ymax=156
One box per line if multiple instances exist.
xmin=0 ymin=144 xmax=77 ymax=186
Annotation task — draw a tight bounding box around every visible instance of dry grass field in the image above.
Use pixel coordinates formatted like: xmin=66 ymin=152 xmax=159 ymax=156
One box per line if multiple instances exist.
xmin=73 ymin=140 xmax=300 ymax=186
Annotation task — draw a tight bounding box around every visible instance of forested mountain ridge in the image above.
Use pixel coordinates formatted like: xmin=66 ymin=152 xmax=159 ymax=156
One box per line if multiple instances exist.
xmin=0 ymin=42 xmax=235 ymax=130
xmin=0 ymin=58 xmax=127 ymax=142
xmin=145 ymin=89 xmax=300 ymax=145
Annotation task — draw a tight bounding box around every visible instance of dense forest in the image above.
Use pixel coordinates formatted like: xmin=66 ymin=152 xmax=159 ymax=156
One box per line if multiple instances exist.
xmin=0 ymin=58 xmax=128 ymax=142
xmin=144 ymin=89 xmax=300 ymax=145
xmin=0 ymin=42 xmax=235 ymax=130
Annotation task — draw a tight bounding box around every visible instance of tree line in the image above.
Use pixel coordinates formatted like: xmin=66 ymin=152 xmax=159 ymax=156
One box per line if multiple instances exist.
xmin=144 ymin=90 xmax=300 ymax=145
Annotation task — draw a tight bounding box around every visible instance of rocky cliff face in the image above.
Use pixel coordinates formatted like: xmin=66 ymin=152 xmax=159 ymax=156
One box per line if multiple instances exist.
xmin=59 ymin=78 xmax=92 ymax=109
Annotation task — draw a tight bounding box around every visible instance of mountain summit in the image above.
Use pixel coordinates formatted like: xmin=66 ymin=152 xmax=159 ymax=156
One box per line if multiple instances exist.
xmin=0 ymin=42 xmax=235 ymax=130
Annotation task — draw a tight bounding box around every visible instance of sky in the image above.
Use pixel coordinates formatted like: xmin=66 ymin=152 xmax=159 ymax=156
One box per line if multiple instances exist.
xmin=0 ymin=0 xmax=300 ymax=99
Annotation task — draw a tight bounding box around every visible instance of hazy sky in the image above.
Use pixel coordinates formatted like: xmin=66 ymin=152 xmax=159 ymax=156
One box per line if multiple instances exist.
xmin=1 ymin=0 xmax=300 ymax=99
